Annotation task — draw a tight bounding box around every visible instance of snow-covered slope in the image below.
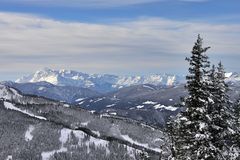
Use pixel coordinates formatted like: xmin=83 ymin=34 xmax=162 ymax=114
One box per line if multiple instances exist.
xmin=0 ymin=84 xmax=22 ymax=101
xmin=16 ymin=68 xmax=185 ymax=93
xmin=0 ymin=84 xmax=170 ymax=159
xmin=225 ymin=72 xmax=240 ymax=83
xmin=1 ymin=81 xmax=99 ymax=104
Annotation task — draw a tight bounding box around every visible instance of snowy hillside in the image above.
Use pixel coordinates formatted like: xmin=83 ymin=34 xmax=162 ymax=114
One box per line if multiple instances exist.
xmin=16 ymin=68 xmax=185 ymax=93
xmin=1 ymin=81 xmax=99 ymax=104
xmin=0 ymin=84 xmax=169 ymax=159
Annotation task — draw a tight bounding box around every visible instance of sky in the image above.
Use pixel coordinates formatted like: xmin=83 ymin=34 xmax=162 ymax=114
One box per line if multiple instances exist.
xmin=0 ymin=0 xmax=240 ymax=80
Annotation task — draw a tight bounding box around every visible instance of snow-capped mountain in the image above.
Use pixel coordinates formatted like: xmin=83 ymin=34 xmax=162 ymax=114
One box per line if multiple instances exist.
xmin=16 ymin=68 xmax=185 ymax=93
xmin=225 ymin=72 xmax=240 ymax=83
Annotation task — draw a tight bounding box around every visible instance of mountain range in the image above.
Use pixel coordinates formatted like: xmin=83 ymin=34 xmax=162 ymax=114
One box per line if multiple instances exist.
xmin=16 ymin=68 xmax=185 ymax=93
xmin=2 ymin=68 xmax=240 ymax=127
xmin=1 ymin=68 xmax=240 ymax=159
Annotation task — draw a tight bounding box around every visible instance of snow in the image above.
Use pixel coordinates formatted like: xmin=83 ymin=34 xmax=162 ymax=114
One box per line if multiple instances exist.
xmin=4 ymin=101 xmax=47 ymax=120
xmin=0 ymin=85 xmax=22 ymax=100
xmin=81 ymin=121 xmax=89 ymax=126
xmin=92 ymin=130 xmax=101 ymax=137
xmin=136 ymin=105 xmax=144 ymax=109
xmin=199 ymin=122 xmax=206 ymax=131
xmin=89 ymin=110 xmax=95 ymax=114
xmin=153 ymin=138 xmax=164 ymax=142
xmin=106 ymin=104 xmax=116 ymax=108
xmin=6 ymin=155 xmax=12 ymax=160
xmin=195 ymin=133 xmax=207 ymax=140
xmin=121 ymin=134 xmax=161 ymax=153
xmin=142 ymin=85 xmax=155 ymax=90
xmin=34 ymin=75 xmax=58 ymax=85
xmin=41 ymin=129 xmax=69 ymax=160
xmin=169 ymin=99 xmax=173 ymax=101
xmin=78 ymin=101 xmax=85 ymax=105
xmin=153 ymin=104 xmax=178 ymax=111
xmin=63 ymin=104 xmax=70 ymax=108
xmin=167 ymin=76 xmax=176 ymax=86
xmin=41 ymin=128 xmax=110 ymax=159
xmin=16 ymin=68 xmax=184 ymax=91
xmin=94 ymin=98 xmax=104 ymax=103
xmin=75 ymin=98 xmax=85 ymax=102
xmin=38 ymin=87 xmax=45 ymax=91
xmin=208 ymin=97 xmax=214 ymax=103
xmin=180 ymin=117 xmax=188 ymax=121
xmin=225 ymin=72 xmax=233 ymax=78
xmin=25 ymin=125 xmax=35 ymax=141
xmin=143 ymin=101 xmax=157 ymax=105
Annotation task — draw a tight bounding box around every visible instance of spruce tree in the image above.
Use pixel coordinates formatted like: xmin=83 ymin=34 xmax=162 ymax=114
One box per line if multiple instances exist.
xmin=208 ymin=62 xmax=236 ymax=159
xmin=168 ymin=35 xmax=214 ymax=159
xmin=233 ymin=98 xmax=240 ymax=148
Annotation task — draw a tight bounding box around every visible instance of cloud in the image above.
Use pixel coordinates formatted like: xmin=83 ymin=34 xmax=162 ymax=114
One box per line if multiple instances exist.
xmin=0 ymin=12 xmax=239 ymax=79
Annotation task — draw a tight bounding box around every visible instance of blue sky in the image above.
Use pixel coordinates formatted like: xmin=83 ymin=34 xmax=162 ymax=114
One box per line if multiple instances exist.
xmin=1 ymin=0 xmax=239 ymax=23
xmin=0 ymin=0 xmax=240 ymax=80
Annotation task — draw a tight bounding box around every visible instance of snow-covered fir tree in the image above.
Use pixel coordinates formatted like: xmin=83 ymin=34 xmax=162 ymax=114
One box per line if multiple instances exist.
xmin=167 ymin=35 xmax=239 ymax=160
xmin=168 ymin=35 xmax=214 ymax=159
xmin=208 ymin=62 xmax=237 ymax=159
xmin=233 ymin=98 xmax=240 ymax=148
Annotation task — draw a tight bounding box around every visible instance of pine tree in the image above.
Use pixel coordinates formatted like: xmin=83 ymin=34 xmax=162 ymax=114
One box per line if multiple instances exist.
xmin=208 ymin=62 xmax=236 ymax=159
xmin=233 ymin=98 xmax=240 ymax=148
xmin=168 ymin=35 xmax=239 ymax=159
xmin=168 ymin=35 xmax=214 ymax=159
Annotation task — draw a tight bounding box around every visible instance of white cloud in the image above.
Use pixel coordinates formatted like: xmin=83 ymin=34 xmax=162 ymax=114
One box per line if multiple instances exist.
xmin=0 ymin=12 xmax=239 ymax=78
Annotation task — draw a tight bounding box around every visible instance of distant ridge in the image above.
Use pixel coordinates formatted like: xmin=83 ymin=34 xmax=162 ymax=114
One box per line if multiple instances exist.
xmin=16 ymin=68 xmax=185 ymax=93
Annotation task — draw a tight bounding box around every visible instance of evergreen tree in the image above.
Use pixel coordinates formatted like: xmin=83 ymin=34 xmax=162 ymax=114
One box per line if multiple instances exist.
xmin=233 ymin=98 xmax=240 ymax=148
xmin=168 ymin=35 xmax=239 ymax=159
xmin=168 ymin=35 xmax=214 ymax=159
xmin=208 ymin=62 xmax=236 ymax=159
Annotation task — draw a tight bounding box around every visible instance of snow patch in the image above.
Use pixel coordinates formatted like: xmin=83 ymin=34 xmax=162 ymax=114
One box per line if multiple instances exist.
xmin=121 ymin=134 xmax=161 ymax=153
xmin=92 ymin=130 xmax=101 ymax=137
xmin=63 ymin=104 xmax=70 ymax=108
xmin=78 ymin=101 xmax=85 ymax=105
xmin=41 ymin=129 xmax=69 ymax=160
xmin=225 ymin=72 xmax=233 ymax=78
xmin=4 ymin=101 xmax=47 ymax=120
xmin=89 ymin=110 xmax=95 ymax=114
xmin=25 ymin=125 xmax=35 ymax=141
xmin=153 ymin=104 xmax=178 ymax=111
xmin=38 ymin=87 xmax=45 ymax=91
xmin=0 ymin=85 xmax=22 ymax=100
xmin=6 ymin=155 xmax=12 ymax=160
xmin=94 ymin=98 xmax=104 ymax=103
xmin=75 ymin=98 xmax=85 ymax=102
xmin=142 ymin=85 xmax=155 ymax=90
xmin=199 ymin=122 xmax=206 ymax=131
xmin=106 ymin=104 xmax=116 ymax=108
xmin=81 ymin=121 xmax=89 ymax=126
xmin=143 ymin=101 xmax=157 ymax=105
xmin=136 ymin=105 xmax=144 ymax=109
